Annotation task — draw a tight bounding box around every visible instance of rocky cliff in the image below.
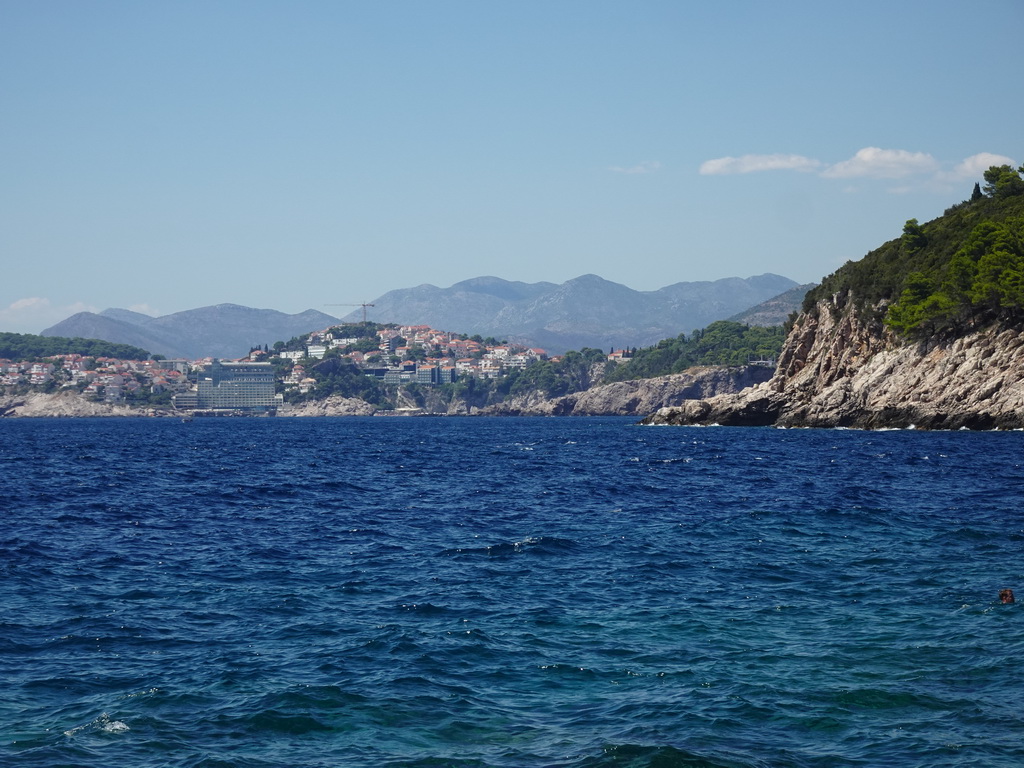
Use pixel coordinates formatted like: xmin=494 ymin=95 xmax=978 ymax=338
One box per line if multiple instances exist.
xmin=481 ymin=365 xmax=773 ymax=416
xmin=642 ymin=295 xmax=1024 ymax=429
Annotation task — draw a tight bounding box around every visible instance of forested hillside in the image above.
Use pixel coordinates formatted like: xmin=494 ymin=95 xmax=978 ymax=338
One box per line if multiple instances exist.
xmin=603 ymin=322 xmax=786 ymax=383
xmin=0 ymin=332 xmax=152 ymax=361
xmin=804 ymin=164 xmax=1024 ymax=338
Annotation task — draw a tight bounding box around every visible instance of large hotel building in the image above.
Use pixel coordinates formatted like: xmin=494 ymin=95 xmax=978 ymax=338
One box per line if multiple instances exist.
xmin=172 ymin=360 xmax=281 ymax=414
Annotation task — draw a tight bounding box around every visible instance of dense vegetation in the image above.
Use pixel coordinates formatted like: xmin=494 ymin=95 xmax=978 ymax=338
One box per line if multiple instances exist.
xmin=282 ymin=356 xmax=390 ymax=406
xmin=603 ymin=321 xmax=787 ymax=382
xmin=0 ymin=332 xmax=151 ymax=361
xmin=803 ymin=165 xmax=1024 ymax=338
xmin=274 ymin=321 xmax=389 ymax=353
xmin=506 ymin=348 xmax=609 ymax=397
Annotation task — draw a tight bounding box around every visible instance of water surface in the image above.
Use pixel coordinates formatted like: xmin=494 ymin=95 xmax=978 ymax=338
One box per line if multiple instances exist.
xmin=2 ymin=417 xmax=1022 ymax=767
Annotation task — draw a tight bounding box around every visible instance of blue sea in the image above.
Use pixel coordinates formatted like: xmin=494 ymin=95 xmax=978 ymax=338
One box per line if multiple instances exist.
xmin=2 ymin=416 xmax=1022 ymax=767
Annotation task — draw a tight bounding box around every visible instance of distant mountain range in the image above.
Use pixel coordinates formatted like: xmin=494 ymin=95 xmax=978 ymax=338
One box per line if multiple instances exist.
xmin=347 ymin=273 xmax=801 ymax=353
xmin=42 ymin=273 xmax=805 ymax=359
xmin=43 ymin=305 xmax=341 ymax=360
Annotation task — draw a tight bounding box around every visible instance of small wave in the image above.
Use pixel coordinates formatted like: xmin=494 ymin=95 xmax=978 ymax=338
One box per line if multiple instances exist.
xmin=537 ymin=662 xmax=599 ymax=676
xmin=120 ymin=687 xmax=160 ymax=699
xmin=440 ymin=536 xmax=578 ymax=558
xmin=113 ymin=588 xmax=160 ymax=600
xmin=396 ymin=602 xmax=451 ymax=615
xmin=577 ymin=743 xmax=745 ymax=768
xmin=320 ymin=479 xmax=375 ymax=493
xmin=833 ymin=686 xmax=942 ymax=711
xmin=243 ymin=709 xmax=333 ymax=734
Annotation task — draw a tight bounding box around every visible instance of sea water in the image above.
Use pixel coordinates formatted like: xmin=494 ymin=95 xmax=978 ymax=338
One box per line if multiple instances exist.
xmin=1 ymin=416 xmax=1022 ymax=767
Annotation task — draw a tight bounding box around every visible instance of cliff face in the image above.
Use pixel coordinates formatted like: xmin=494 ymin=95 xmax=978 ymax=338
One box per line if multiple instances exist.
xmin=643 ymin=297 xmax=1024 ymax=429
xmin=481 ymin=366 xmax=773 ymax=416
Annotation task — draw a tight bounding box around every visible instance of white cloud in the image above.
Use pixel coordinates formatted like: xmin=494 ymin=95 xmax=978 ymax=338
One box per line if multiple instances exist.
xmin=822 ymin=147 xmax=938 ymax=179
xmin=699 ymin=154 xmax=821 ymax=175
xmin=608 ymin=161 xmax=661 ymax=175
xmin=951 ymin=152 xmax=1017 ymax=180
xmin=8 ymin=297 xmax=50 ymax=313
xmin=0 ymin=297 xmax=97 ymax=335
xmin=699 ymin=146 xmax=1018 ymax=195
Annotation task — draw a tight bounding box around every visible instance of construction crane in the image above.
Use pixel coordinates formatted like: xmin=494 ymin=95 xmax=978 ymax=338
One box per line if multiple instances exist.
xmin=326 ymin=303 xmax=376 ymax=323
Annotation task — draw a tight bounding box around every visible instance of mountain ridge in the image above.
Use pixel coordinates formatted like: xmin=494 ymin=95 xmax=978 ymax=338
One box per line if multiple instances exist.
xmin=42 ymin=274 xmax=803 ymax=359
xmin=349 ymin=273 xmax=799 ymax=353
xmin=43 ymin=305 xmax=341 ymax=360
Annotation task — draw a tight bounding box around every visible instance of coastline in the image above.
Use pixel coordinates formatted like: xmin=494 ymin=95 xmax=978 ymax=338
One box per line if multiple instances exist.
xmin=0 ymin=366 xmax=770 ymax=420
xmin=0 ymin=392 xmax=159 ymax=418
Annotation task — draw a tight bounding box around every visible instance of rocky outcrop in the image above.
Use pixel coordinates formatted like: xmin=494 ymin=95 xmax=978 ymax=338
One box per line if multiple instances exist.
xmin=0 ymin=392 xmax=150 ymax=418
xmin=0 ymin=390 xmax=380 ymax=418
xmin=643 ymin=297 xmax=1024 ymax=429
xmin=480 ymin=366 xmax=774 ymax=416
xmin=278 ymin=395 xmax=377 ymax=417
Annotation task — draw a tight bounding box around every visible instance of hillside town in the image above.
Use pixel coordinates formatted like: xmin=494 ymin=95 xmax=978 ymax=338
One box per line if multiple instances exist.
xmin=0 ymin=323 xmax=637 ymax=415
xmin=1 ymin=354 xmax=191 ymax=405
xmin=271 ymin=324 xmax=550 ymax=392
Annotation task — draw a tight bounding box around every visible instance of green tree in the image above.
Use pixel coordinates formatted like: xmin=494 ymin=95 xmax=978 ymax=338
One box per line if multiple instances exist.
xmin=902 ymin=219 xmax=927 ymax=252
xmin=940 ymin=251 xmax=978 ymax=326
xmin=884 ymin=272 xmax=934 ymax=335
xmin=983 ymin=165 xmax=1024 ymax=198
xmin=973 ymin=248 xmax=1023 ymax=312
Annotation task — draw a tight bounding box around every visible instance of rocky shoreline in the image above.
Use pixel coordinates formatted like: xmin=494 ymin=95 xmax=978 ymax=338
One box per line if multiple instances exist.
xmin=642 ymin=297 xmax=1024 ymax=430
xmin=479 ymin=365 xmax=772 ymax=416
xmin=0 ymin=365 xmax=771 ymax=419
xmin=277 ymin=395 xmax=377 ymax=417
xmin=0 ymin=392 xmax=161 ymax=418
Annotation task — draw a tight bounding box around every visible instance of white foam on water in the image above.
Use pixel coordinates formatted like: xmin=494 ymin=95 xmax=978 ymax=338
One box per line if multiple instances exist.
xmin=63 ymin=713 xmax=130 ymax=738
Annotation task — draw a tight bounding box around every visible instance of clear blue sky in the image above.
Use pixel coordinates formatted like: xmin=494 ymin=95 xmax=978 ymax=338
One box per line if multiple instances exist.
xmin=1 ymin=0 xmax=1020 ymax=332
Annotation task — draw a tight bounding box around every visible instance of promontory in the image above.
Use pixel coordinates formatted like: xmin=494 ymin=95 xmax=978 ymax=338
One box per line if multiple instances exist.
xmin=643 ymin=165 xmax=1024 ymax=430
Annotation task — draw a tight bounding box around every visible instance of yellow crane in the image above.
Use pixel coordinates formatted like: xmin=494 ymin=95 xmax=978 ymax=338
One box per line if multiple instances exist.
xmin=326 ymin=303 xmax=376 ymax=323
